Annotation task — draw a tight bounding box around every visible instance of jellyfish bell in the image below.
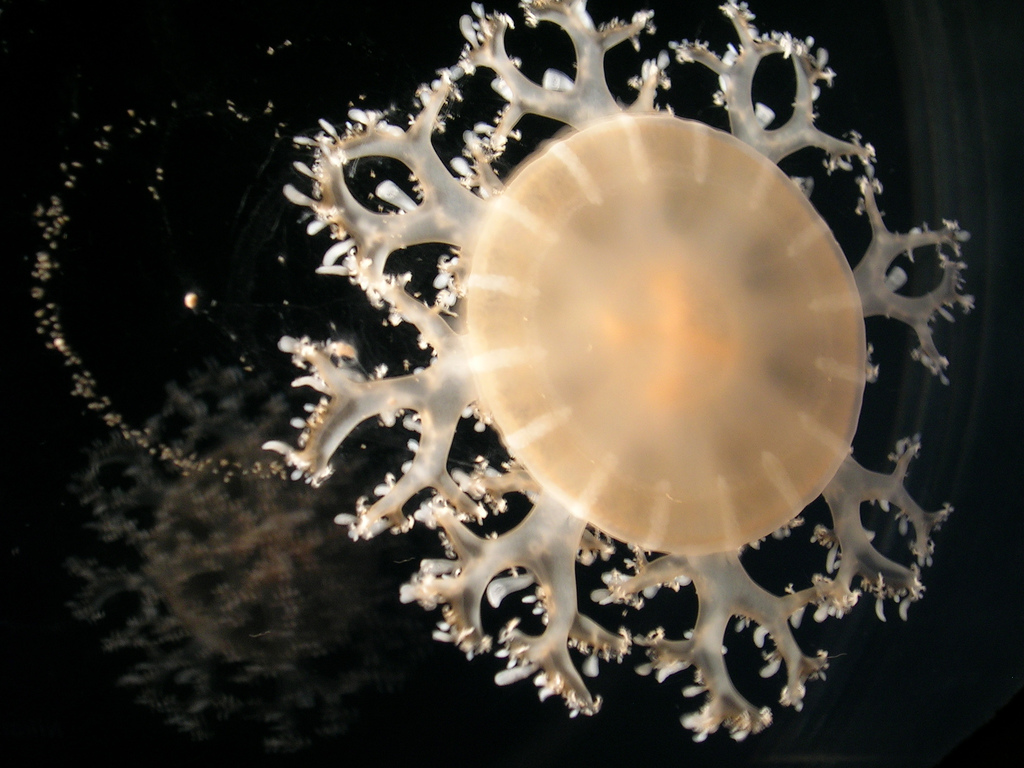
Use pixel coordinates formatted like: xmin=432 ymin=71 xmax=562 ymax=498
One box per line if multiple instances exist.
xmin=467 ymin=112 xmax=866 ymax=554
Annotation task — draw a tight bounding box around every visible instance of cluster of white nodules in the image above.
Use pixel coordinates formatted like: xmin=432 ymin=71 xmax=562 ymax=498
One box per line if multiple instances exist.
xmin=267 ymin=0 xmax=967 ymax=743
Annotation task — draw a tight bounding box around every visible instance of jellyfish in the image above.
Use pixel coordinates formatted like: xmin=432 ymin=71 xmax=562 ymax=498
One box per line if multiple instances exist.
xmin=265 ymin=0 xmax=971 ymax=741
xmin=68 ymin=365 xmax=421 ymax=751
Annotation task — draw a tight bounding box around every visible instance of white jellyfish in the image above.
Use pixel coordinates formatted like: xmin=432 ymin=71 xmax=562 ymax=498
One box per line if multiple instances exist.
xmin=266 ymin=0 xmax=971 ymax=741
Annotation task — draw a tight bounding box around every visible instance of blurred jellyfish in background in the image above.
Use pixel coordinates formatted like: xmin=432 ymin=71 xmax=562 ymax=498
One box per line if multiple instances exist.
xmin=67 ymin=365 xmax=421 ymax=751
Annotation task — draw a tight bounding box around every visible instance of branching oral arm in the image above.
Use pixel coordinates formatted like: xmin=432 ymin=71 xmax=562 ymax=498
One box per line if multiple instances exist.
xmin=672 ymin=1 xmax=873 ymax=166
xmin=853 ymin=176 xmax=973 ymax=381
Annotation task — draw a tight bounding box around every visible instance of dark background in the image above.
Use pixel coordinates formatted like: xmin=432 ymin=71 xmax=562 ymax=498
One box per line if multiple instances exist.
xmin=3 ymin=1 xmax=1021 ymax=766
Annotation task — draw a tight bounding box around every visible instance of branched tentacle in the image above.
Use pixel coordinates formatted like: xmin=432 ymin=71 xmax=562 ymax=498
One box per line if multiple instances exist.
xmin=600 ymin=550 xmax=825 ymax=741
xmin=853 ymin=176 xmax=973 ymax=381
xmin=404 ymin=491 xmax=629 ymax=715
xmin=286 ymin=75 xmax=485 ymax=289
xmin=671 ymin=1 xmax=873 ymax=166
xmin=457 ymin=0 xmax=655 ymax=149
xmin=264 ymin=276 xmax=478 ymax=534
xmin=817 ymin=437 xmax=950 ymax=621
